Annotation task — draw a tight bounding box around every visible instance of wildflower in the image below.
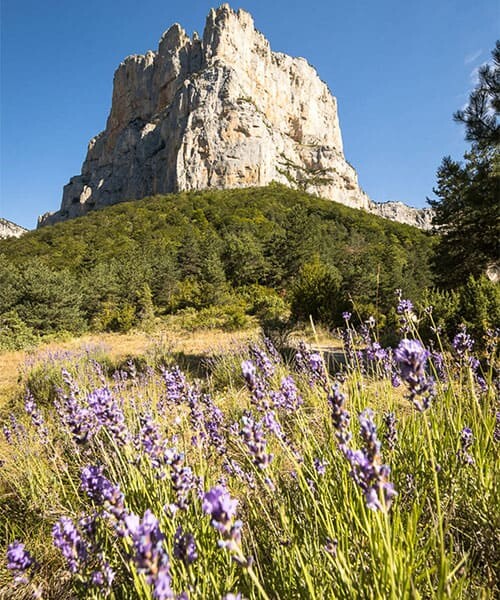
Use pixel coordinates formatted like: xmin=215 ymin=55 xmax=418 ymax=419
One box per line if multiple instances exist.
xmin=263 ymin=336 xmax=281 ymax=364
xmin=324 ymin=537 xmax=338 ymax=556
xmin=52 ymin=517 xmax=88 ymax=573
xmin=327 ymin=385 xmax=351 ymax=445
xmin=241 ymin=360 xmax=269 ymax=410
xmin=342 ymin=311 xmax=352 ymax=321
xmin=138 ymin=413 xmax=167 ymax=472
xmin=7 ymin=541 xmax=35 ymax=582
xmin=164 ymin=450 xmax=195 ymax=512
xmin=383 ymin=412 xmax=397 ymax=451
xmin=313 ymin=457 xmax=328 ymax=476
xmin=394 ymin=339 xmax=435 ymax=411
xmin=342 ymin=410 xmax=396 ymax=512
xmin=24 ymin=393 xmax=49 ymax=441
xmin=202 ymin=486 xmax=244 ymax=559
xmin=270 ymin=375 xmax=302 ymax=411
xmin=124 ymin=510 xmax=173 ymax=599
xmin=80 ymin=466 xmax=125 ymax=519
xmin=452 ymin=329 xmax=474 ymax=357
xmin=240 ymin=414 xmax=273 ymax=469
xmin=250 ymin=343 xmax=275 ymax=378
xmin=494 ymin=412 xmax=500 ymax=443
xmin=295 ymin=342 xmax=328 ymax=388
xmin=87 ymin=387 xmax=129 ymax=445
xmin=90 ymin=558 xmax=115 ymax=590
xmin=397 ymin=298 xmax=414 ymax=315
xmin=173 ymin=526 xmax=198 ymax=565
xmin=458 ymin=427 xmax=475 ymax=465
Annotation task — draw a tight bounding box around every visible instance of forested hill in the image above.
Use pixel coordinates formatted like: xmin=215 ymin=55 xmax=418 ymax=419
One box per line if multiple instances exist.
xmin=0 ymin=185 xmax=434 ymax=337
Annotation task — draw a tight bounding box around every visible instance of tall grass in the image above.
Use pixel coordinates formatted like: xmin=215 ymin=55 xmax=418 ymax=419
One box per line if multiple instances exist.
xmin=1 ymin=307 xmax=498 ymax=599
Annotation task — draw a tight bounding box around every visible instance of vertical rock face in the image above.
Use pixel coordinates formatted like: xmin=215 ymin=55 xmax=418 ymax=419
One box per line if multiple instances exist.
xmin=0 ymin=218 xmax=28 ymax=239
xmin=38 ymin=4 xmax=431 ymax=228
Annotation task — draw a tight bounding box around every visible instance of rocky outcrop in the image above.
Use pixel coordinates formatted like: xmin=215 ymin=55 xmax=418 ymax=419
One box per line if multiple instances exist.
xmin=38 ymin=4 xmax=430 ymax=229
xmin=0 ymin=218 xmax=27 ymax=239
xmin=369 ymin=201 xmax=434 ymax=230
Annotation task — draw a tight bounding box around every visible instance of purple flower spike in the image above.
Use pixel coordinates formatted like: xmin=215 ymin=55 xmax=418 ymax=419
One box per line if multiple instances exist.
xmin=7 ymin=541 xmax=34 ymax=582
xmin=452 ymin=330 xmax=474 ymax=357
xmin=124 ymin=509 xmax=173 ymax=599
xmin=81 ymin=465 xmax=125 ymax=519
xmin=342 ymin=410 xmax=396 ymax=512
xmin=52 ymin=517 xmax=88 ymax=573
xmin=173 ymin=526 xmax=198 ymax=565
xmin=458 ymin=427 xmax=475 ymax=465
xmin=202 ymin=486 xmax=244 ymax=558
xmin=394 ymin=339 xmax=435 ymax=411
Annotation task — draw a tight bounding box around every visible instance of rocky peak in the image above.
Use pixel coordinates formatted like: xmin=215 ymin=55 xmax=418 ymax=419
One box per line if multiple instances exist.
xmin=0 ymin=218 xmax=28 ymax=239
xmin=38 ymin=4 xmax=431 ymax=230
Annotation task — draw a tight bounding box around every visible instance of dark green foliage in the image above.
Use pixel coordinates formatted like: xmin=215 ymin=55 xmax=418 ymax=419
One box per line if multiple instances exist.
xmin=290 ymin=255 xmax=342 ymax=324
xmin=458 ymin=275 xmax=500 ymax=342
xmin=418 ymin=276 xmax=499 ymax=348
xmin=0 ymin=310 xmax=39 ymax=350
xmin=429 ymin=152 xmax=499 ymax=287
xmin=429 ymin=41 xmax=500 ymax=288
xmin=0 ymin=185 xmax=434 ymax=342
xmin=11 ymin=258 xmax=85 ymax=334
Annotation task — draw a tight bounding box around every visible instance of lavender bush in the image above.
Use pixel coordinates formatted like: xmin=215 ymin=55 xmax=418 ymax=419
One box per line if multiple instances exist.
xmin=1 ymin=309 xmax=498 ymax=599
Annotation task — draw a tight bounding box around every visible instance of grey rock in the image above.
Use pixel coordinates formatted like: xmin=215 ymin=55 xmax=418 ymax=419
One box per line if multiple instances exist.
xmin=38 ymin=4 xmax=431 ymax=230
xmin=0 ymin=218 xmax=28 ymax=239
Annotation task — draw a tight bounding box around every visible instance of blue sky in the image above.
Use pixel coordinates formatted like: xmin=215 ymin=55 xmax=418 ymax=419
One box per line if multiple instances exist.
xmin=1 ymin=0 xmax=498 ymax=229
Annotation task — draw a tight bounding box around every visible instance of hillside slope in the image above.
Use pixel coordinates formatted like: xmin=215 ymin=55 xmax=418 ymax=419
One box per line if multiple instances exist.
xmin=1 ymin=185 xmax=434 ymax=336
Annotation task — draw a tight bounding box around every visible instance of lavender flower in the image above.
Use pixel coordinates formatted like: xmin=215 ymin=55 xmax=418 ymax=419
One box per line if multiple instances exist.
xmin=263 ymin=337 xmax=282 ymax=364
xmin=240 ymin=414 xmax=273 ymax=469
xmin=295 ymin=342 xmax=328 ymax=388
xmin=396 ymin=298 xmax=414 ymax=315
xmin=164 ymin=450 xmax=195 ymax=512
xmin=124 ymin=510 xmax=173 ymax=599
xmin=249 ymin=344 xmax=275 ymax=378
xmin=342 ymin=410 xmax=396 ymax=512
xmin=494 ymin=412 xmax=500 ymax=443
xmin=162 ymin=366 xmax=187 ymax=404
xmin=173 ymin=526 xmax=198 ymax=565
xmin=241 ymin=360 xmax=269 ymax=410
xmin=7 ymin=541 xmax=35 ymax=582
xmin=394 ymin=339 xmax=435 ymax=411
xmin=313 ymin=458 xmax=328 ymax=476
xmin=270 ymin=376 xmax=302 ymax=411
xmin=86 ymin=387 xmax=129 ymax=445
xmin=24 ymin=393 xmax=48 ymax=441
xmin=80 ymin=466 xmax=125 ymax=518
xmin=202 ymin=486 xmax=244 ymax=558
xmin=52 ymin=517 xmax=88 ymax=573
xmin=90 ymin=561 xmax=115 ymax=589
xmin=327 ymin=385 xmax=351 ymax=445
xmin=383 ymin=412 xmax=397 ymax=451
xmin=452 ymin=329 xmax=474 ymax=357
xmin=458 ymin=427 xmax=475 ymax=465
xmin=342 ymin=312 xmax=352 ymax=321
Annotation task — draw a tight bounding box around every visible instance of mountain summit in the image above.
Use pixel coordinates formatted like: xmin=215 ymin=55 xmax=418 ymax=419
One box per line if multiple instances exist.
xmin=38 ymin=4 xmax=431 ymax=229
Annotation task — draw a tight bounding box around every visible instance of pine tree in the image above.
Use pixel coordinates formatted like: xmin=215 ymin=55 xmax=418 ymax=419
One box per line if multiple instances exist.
xmin=429 ymin=41 xmax=500 ymax=288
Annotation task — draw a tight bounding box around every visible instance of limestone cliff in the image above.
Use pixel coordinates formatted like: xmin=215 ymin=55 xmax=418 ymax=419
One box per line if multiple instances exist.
xmin=0 ymin=218 xmax=28 ymax=239
xmin=38 ymin=4 xmax=430 ymax=229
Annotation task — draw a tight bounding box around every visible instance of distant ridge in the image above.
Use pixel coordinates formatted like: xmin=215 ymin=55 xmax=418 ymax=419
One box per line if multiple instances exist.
xmin=0 ymin=217 xmax=27 ymax=239
xmin=38 ymin=4 xmax=432 ymax=230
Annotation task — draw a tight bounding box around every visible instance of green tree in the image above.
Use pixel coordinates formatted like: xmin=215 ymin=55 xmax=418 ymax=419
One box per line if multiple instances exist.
xmin=290 ymin=255 xmax=342 ymax=324
xmin=429 ymin=41 xmax=500 ymax=288
xmin=16 ymin=259 xmax=86 ymax=334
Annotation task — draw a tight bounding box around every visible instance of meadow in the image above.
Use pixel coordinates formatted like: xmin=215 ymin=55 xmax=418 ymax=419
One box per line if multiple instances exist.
xmin=0 ymin=300 xmax=498 ymax=599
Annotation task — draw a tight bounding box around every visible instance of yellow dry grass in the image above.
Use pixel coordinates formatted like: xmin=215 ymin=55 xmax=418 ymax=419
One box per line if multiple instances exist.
xmin=0 ymin=327 xmax=260 ymax=410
